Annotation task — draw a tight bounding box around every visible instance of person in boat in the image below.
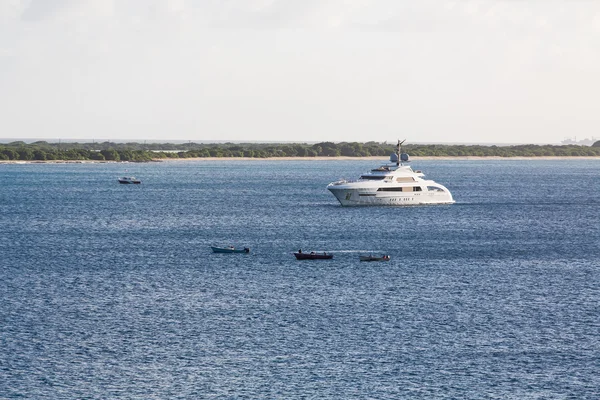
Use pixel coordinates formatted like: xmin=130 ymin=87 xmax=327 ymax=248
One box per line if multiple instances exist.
xmin=310 ymin=252 xmax=315 ymax=255
xmin=298 ymin=249 xmax=302 ymax=254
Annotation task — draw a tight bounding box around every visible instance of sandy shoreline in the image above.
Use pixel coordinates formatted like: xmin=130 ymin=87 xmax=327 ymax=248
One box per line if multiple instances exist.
xmin=158 ymin=156 xmax=600 ymax=161
xmin=1 ymin=156 xmax=599 ymax=164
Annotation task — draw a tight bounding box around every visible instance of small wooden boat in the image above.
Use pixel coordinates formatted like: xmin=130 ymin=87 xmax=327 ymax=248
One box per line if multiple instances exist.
xmin=359 ymin=254 xmax=390 ymax=262
xmin=118 ymin=177 xmax=141 ymax=184
xmin=211 ymin=246 xmax=250 ymax=254
xmin=294 ymin=252 xmax=333 ymax=260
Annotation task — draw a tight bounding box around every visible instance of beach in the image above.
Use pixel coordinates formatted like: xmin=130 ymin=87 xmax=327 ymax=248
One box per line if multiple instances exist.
xmin=157 ymin=156 xmax=600 ymax=161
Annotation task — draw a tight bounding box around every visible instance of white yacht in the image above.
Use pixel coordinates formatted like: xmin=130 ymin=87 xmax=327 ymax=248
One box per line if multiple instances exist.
xmin=327 ymin=140 xmax=454 ymax=206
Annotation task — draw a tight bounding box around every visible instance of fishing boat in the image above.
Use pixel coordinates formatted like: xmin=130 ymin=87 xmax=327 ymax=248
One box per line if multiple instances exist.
xmin=211 ymin=246 xmax=250 ymax=254
xmin=118 ymin=176 xmax=141 ymax=184
xmin=294 ymin=251 xmax=333 ymax=260
xmin=359 ymin=254 xmax=391 ymax=262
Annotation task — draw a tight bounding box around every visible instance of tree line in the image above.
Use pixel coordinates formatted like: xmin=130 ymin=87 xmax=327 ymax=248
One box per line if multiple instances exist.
xmin=1 ymin=141 xmax=600 ymax=161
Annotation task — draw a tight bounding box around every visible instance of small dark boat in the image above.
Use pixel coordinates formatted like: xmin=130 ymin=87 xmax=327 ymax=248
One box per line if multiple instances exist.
xmin=211 ymin=246 xmax=250 ymax=254
xmin=359 ymin=254 xmax=390 ymax=262
xmin=294 ymin=251 xmax=333 ymax=260
xmin=118 ymin=177 xmax=141 ymax=184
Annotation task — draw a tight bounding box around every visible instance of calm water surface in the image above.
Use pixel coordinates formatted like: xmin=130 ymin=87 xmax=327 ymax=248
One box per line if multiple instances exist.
xmin=1 ymin=160 xmax=599 ymax=399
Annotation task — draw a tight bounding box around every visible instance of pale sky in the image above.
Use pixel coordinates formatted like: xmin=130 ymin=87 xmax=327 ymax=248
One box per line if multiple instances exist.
xmin=1 ymin=0 xmax=599 ymax=143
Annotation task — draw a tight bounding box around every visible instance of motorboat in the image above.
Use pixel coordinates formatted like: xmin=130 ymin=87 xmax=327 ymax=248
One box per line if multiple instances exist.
xmin=118 ymin=177 xmax=141 ymax=184
xmin=294 ymin=251 xmax=333 ymax=260
xmin=211 ymin=246 xmax=250 ymax=254
xmin=327 ymin=140 xmax=454 ymax=206
xmin=359 ymin=254 xmax=391 ymax=262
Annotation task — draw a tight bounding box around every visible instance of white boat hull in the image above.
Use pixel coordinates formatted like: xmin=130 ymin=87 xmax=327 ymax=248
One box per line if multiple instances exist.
xmin=328 ymin=186 xmax=454 ymax=207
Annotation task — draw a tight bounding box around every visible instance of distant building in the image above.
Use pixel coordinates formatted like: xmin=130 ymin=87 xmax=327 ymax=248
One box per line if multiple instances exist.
xmin=562 ymin=136 xmax=597 ymax=146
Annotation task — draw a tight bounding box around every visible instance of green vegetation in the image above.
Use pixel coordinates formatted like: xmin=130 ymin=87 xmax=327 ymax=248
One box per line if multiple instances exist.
xmin=1 ymin=141 xmax=600 ymax=161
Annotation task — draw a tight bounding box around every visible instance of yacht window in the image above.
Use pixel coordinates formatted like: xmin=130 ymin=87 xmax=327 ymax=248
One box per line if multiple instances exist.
xmin=377 ymin=187 xmax=412 ymax=192
xmin=395 ymin=177 xmax=414 ymax=183
xmin=427 ymin=186 xmax=444 ymax=192
xmin=360 ymin=175 xmax=387 ymax=180
xmin=414 ymin=186 xmax=422 ymax=191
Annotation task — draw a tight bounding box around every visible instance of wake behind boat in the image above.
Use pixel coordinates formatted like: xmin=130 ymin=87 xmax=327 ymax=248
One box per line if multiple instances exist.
xmin=327 ymin=140 xmax=454 ymax=206
xmin=211 ymin=246 xmax=250 ymax=254
xmin=359 ymin=254 xmax=391 ymax=262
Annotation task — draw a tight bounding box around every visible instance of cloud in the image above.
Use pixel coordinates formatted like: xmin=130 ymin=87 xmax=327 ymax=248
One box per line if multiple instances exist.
xmin=1 ymin=1 xmax=600 ymax=142
xmin=20 ymin=0 xmax=69 ymax=21
xmin=0 ymin=0 xmax=26 ymax=20
xmin=17 ymin=0 xmax=114 ymax=22
xmin=5 ymin=0 xmax=600 ymax=37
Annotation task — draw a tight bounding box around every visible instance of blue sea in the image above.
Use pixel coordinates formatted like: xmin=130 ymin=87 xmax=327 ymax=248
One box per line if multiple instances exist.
xmin=1 ymin=160 xmax=599 ymax=399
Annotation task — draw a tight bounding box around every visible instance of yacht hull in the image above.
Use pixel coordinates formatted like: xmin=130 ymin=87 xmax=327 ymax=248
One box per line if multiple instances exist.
xmin=328 ymin=187 xmax=454 ymax=207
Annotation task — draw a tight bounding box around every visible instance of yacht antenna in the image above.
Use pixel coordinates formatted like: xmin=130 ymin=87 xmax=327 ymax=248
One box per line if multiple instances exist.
xmin=396 ymin=139 xmax=406 ymax=166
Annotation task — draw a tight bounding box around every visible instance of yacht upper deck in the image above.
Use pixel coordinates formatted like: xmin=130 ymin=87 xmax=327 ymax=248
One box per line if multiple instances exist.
xmin=360 ymin=164 xmax=424 ymax=180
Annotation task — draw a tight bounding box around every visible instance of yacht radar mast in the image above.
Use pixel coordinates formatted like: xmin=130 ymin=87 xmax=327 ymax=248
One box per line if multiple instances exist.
xmin=396 ymin=139 xmax=407 ymax=166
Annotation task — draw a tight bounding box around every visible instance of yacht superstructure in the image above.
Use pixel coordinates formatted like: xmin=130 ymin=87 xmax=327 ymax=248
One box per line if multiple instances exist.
xmin=327 ymin=140 xmax=454 ymax=206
